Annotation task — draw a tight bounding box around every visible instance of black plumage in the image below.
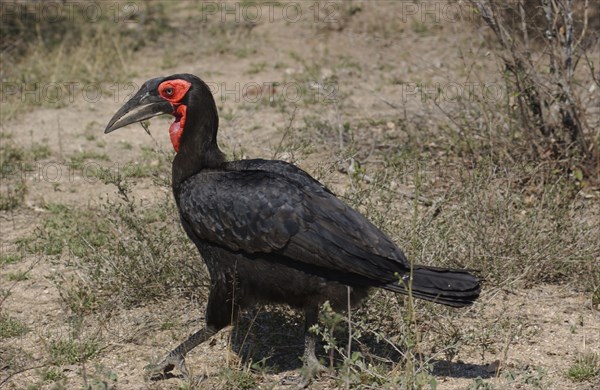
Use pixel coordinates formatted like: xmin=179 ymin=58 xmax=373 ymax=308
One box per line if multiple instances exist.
xmin=104 ymin=73 xmax=480 ymax=383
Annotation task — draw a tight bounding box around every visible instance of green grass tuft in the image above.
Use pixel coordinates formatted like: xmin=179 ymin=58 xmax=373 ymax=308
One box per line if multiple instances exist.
xmin=0 ymin=312 xmax=29 ymax=339
xmin=48 ymin=338 xmax=100 ymax=365
xmin=568 ymin=353 xmax=600 ymax=382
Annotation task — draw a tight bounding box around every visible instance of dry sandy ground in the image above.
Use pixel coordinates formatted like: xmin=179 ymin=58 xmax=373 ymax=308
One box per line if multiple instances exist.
xmin=1 ymin=1 xmax=599 ymax=389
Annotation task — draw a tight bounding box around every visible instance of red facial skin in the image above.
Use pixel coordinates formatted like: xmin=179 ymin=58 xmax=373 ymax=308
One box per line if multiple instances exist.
xmin=158 ymin=79 xmax=192 ymax=152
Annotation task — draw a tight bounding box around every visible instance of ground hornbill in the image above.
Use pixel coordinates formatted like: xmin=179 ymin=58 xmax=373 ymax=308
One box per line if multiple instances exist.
xmin=105 ymin=73 xmax=480 ymax=384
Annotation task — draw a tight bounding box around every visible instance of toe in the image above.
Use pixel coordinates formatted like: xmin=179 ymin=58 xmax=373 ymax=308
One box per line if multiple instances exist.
xmin=144 ymin=354 xmax=185 ymax=379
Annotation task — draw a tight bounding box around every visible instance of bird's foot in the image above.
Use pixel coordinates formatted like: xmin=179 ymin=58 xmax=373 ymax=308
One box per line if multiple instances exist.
xmin=144 ymin=353 xmax=189 ymax=380
xmin=304 ymin=355 xmax=329 ymax=377
xmin=279 ymin=356 xmax=329 ymax=388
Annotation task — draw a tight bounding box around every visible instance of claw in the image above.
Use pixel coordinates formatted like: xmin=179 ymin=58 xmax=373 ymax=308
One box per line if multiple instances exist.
xmin=144 ymin=353 xmax=189 ymax=379
xmin=296 ymin=355 xmax=329 ymax=388
xmin=143 ymin=326 xmax=217 ymax=381
xmin=281 ymin=360 xmax=329 ymax=389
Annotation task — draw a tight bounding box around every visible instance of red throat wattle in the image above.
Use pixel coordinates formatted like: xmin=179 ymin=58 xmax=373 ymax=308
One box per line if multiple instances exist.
xmin=158 ymin=79 xmax=192 ymax=152
xmin=169 ymin=104 xmax=187 ymax=153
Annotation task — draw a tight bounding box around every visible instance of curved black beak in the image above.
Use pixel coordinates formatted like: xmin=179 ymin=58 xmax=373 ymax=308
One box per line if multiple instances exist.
xmin=105 ymin=87 xmax=172 ymax=134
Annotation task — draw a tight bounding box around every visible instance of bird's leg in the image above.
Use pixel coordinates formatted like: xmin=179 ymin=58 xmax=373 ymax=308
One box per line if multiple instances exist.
xmin=145 ymin=326 xmax=216 ymax=379
xmin=299 ymin=305 xmax=329 ymax=386
xmin=145 ymin=281 xmax=235 ymax=379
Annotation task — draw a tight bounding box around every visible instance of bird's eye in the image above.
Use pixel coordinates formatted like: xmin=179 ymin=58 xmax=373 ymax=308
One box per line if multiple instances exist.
xmin=165 ymin=87 xmax=174 ymax=96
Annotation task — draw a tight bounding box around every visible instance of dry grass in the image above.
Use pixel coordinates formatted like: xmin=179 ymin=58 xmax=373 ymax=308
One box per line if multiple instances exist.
xmin=0 ymin=0 xmax=169 ymax=119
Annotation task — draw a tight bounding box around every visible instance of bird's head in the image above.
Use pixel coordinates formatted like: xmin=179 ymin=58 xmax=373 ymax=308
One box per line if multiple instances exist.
xmin=105 ymin=74 xmax=218 ymax=153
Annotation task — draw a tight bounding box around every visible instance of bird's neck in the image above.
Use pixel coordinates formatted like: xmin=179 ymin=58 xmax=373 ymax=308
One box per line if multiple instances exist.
xmin=172 ymin=119 xmax=226 ymax=188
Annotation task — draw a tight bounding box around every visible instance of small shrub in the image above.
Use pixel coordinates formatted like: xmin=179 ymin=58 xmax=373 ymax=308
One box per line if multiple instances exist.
xmin=34 ymin=167 xmax=208 ymax=314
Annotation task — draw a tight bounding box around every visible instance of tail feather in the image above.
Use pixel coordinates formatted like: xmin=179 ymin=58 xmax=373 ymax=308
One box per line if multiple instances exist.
xmin=384 ymin=266 xmax=481 ymax=307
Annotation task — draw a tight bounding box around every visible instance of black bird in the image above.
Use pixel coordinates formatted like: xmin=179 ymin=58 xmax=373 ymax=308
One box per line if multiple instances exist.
xmin=105 ymin=73 xmax=480 ymax=382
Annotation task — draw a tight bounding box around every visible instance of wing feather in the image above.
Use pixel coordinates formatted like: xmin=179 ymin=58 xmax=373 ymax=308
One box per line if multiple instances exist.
xmin=177 ymin=160 xmax=409 ymax=284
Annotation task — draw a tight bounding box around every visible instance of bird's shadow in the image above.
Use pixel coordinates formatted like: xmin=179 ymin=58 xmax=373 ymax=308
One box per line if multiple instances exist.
xmin=228 ymin=307 xmax=493 ymax=380
xmin=229 ymin=307 xmax=306 ymax=372
xmin=429 ymin=359 xmax=494 ymax=379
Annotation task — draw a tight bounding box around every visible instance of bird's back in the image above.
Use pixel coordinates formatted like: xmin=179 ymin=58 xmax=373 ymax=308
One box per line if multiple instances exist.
xmin=176 ymin=158 xmax=478 ymax=308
